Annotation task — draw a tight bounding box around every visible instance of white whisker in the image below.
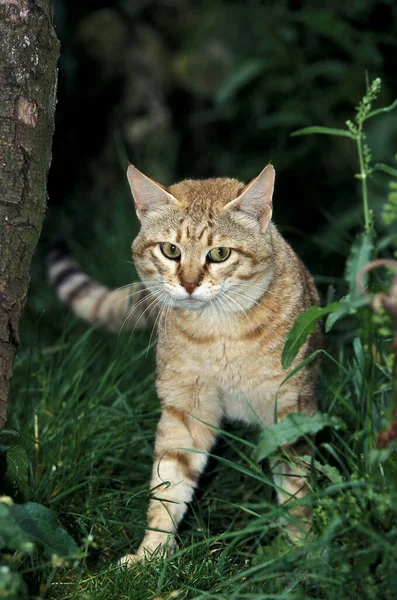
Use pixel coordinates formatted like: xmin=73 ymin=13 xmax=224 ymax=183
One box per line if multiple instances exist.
xmin=111 ymin=284 xmax=163 ymax=309
xmin=118 ymin=289 xmax=163 ymax=337
xmin=231 ymin=281 xmax=276 ymax=298
xmin=131 ymin=291 xmax=167 ymax=335
xmin=219 ymin=290 xmax=250 ymax=321
xmin=229 ymin=288 xmax=263 ymax=309
xmin=146 ymin=294 xmax=170 ymax=356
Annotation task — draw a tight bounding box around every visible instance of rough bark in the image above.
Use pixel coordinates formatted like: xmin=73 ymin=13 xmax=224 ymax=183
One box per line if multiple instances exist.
xmin=0 ymin=0 xmax=59 ymax=432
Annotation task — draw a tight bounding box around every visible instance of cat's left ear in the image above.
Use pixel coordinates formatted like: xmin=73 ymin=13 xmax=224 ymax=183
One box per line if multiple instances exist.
xmin=225 ymin=164 xmax=275 ymax=231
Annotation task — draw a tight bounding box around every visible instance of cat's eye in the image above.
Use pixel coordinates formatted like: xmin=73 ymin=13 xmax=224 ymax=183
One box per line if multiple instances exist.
xmin=207 ymin=247 xmax=231 ymax=263
xmin=160 ymin=242 xmax=181 ymax=260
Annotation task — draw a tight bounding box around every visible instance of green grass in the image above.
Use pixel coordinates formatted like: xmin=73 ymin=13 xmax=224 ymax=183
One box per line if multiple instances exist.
xmin=3 ymin=81 xmax=397 ymax=599
xmin=3 ymin=231 xmax=397 ymax=599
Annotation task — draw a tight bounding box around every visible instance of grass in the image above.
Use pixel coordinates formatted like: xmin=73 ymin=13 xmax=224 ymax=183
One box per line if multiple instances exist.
xmin=7 ymin=315 xmax=397 ymax=600
xmin=3 ymin=81 xmax=397 ymax=599
xmin=4 ymin=230 xmax=397 ymax=600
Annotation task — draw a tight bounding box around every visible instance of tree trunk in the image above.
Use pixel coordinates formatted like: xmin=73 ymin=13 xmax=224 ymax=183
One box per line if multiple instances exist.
xmin=0 ymin=0 xmax=59 ymax=433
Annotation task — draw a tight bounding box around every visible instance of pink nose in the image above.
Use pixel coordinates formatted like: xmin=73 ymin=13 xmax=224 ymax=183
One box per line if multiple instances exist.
xmin=181 ymin=281 xmax=199 ymax=295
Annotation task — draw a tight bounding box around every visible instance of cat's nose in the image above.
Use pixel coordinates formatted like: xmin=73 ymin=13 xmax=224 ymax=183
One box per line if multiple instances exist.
xmin=181 ymin=281 xmax=200 ymax=295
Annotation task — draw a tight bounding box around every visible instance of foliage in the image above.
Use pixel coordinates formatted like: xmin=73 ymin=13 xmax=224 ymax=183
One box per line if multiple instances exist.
xmin=1 ymin=78 xmax=396 ymax=598
xmin=3 ymin=0 xmax=397 ymax=596
xmin=255 ymin=412 xmax=344 ymax=461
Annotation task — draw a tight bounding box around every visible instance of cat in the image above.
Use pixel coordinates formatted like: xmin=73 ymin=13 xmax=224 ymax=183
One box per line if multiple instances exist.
xmin=48 ymin=164 xmax=322 ymax=565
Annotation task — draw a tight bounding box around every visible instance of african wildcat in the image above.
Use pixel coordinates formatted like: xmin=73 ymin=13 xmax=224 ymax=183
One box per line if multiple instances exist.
xmin=48 ymin=164 xmax=322 ymax=565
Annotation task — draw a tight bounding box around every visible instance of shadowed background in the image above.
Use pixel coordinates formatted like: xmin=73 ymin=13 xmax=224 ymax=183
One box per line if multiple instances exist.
xmin=36 ymin=0 xmax=397 ymax=311
xmin=4 ymin=2 xmax=397 ymax=598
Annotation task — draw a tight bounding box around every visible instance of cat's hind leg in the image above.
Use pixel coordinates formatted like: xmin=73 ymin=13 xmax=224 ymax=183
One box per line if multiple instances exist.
xmin=269 ymin=438 xmax=314 ymax=543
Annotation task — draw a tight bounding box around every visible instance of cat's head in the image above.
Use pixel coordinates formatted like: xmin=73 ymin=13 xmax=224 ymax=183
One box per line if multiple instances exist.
xmin=128 ymin=165 xmax=275 ymax=313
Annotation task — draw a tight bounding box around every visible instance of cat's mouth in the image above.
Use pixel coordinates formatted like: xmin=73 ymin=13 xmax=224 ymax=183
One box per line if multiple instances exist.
xmin=176 ymin=295 xmax=208 ymax=308
xmin=168 ymin=293 xmax=211 ymax=310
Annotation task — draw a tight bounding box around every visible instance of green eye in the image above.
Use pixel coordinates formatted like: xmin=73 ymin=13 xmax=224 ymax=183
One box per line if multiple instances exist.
xmin=160 ymin=242 xmax=181 ymax=260
xmin=207 ymin=247 xmax=231 ymax=263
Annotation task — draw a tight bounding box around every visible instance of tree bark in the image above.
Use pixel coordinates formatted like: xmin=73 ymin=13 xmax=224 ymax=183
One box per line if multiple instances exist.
xmin=0 ymin=0 xmax=59 ymax=432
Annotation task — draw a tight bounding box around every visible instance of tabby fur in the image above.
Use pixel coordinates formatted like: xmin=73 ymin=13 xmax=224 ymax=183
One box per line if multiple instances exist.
xmin=48 ymin=164 xmax=322 ymax=564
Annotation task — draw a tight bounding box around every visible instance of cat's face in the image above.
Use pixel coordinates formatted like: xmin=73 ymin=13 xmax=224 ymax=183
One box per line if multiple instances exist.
xmin=129 ymin=166 xmax=275 ymax=313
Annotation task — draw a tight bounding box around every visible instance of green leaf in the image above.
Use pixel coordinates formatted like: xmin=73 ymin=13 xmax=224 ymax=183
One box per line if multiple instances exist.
xmin=282 ymin=303 xmax=340 ymax=369
xmin=325 ymin=295 xmax=367 ymax=332
xmin=324 ymin=233 xmax=374 ymax=332
xmin=325 ymin=301 xmax=349 ymax=333
xmin=0 ymin=499 xmax=34 ymax=554
xmin=5 ymin=446 xmax=30 ymax=501
xmin=311 ymin=460 xmax=344 ymax=484
xmin=345 ymin=232 xmax=374 ymax=302
xmin=280 ymin=350 xmax=323 ymax=388
xmin=11 ymin=502 xmax=79 ymax=558
xmin=216 ymin=60 xmax=268 ymax=103
xmin=291 ymin=126 xmax=354 ymax=139
xmin=255 ymin=412 xmax=344 ymax=461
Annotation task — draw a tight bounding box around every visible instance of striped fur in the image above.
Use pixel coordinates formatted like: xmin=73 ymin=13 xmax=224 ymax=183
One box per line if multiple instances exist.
xmin=48 ymin=165 xmax=322 ymax=564
xmin=47 ymin=240 xmax=152 ymax=332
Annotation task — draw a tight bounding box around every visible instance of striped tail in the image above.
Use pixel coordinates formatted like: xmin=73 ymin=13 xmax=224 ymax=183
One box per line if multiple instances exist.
xmin=47 ymin=240 xmax=153 ymax=332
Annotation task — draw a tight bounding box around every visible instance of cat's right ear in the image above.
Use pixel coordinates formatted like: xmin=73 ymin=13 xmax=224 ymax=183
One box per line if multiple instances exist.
xmin=127 ymin=165 xmax=178 ymax=220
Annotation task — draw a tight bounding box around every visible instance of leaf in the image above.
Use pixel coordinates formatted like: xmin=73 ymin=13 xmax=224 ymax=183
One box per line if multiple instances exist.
xmin=216 ymin=60 xmax=268 ymax=103
xmin=324 ymin=234 xmax=374 ymax=333
xmin=291 ymin=126 xmax=354 ymax=139
xmin=280 ymin=350 xmax=323 ymax=388
xmin=255 ymin=412 xmax=344 ymax=461
xmin=11 ymin=502 xmax=79 ymax=558
xmin=325 ymin=301 xmax=349 ymax=332
xmin=0 ymin=500 xmax=33 ymax=554
xmin=5 ymin=446 xmax=30 ymax=501
xmin=281 ymin=303 xmax=340 ymax=368
xmin=311 ymin=460 xmax=344 ymax=484
xmin=345 ymin=232 xmax=374 ymax=302
xmin=325 ymin=295 xmax=367 ymax=332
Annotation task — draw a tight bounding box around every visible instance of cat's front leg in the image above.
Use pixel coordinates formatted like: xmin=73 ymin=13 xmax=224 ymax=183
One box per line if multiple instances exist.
xmin=119 ymin=397 xmax=221 ymax=566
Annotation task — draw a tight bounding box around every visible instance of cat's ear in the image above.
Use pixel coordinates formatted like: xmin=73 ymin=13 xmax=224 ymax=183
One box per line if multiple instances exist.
xmin=225 ymin=164 xmax=275 ymax=231
xmin=127 ymin=165 xmax=178 ymax=220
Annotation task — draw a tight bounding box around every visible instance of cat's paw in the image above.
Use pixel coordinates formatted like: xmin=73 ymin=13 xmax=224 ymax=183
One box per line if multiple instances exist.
xmin=117 ymin=553 xmax=143 ymax=567
xmin=118 ymin=543 xmax=172 ymax=567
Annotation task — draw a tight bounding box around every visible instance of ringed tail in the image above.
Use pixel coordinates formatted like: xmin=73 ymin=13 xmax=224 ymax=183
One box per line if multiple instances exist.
xmin=47 ymin=240 xmax=152 ymax=332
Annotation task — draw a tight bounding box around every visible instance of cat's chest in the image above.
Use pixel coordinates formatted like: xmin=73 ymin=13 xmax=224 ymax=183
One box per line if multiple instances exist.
xmin=158 ymin=328 xmax=282 ymax=403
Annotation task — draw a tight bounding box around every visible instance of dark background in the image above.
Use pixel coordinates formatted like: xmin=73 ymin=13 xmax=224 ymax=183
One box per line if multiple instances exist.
xmin=35 ymin=0 xmax=397 ymax=328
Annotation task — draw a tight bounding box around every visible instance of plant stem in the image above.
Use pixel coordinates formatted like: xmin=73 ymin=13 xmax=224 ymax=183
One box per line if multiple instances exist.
xmin=356 ymin=129 xmax=370 ymax=232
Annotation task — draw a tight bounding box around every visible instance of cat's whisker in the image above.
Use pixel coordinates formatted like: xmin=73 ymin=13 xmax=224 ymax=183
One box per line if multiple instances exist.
xmin=119 ymin=289 xmax=163 ymax=337
xmin=131 ymin=291 xmax=167 ymax=336
xmin=127 ymin=293 xmax=165 ymax=344
xmin=213 ymin=295 xmax=232 ymax=323
xmin=113 ymin=279 xmax=158 ymax=293
xmin=113 ymin=282 xmax=142 ymax=292
xmin=146 ymin=294 xmax=170 ymax=356
xmin=219 ymin=291 xmax=250 ymax=321
xmin=230 ymin=281 xmax=276 ymax=297
xmin=110 ymin=284 xmax=163 ymax=309
xmin=119 ymin=289 xmax=160 ymax=323
xmin=228 ymin=288 xmax=263 ymax=309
